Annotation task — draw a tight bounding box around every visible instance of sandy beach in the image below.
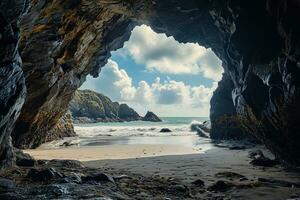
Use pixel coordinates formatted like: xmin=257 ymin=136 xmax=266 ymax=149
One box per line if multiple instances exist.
xmin=25 ymin=137 xmax=300 ymax=200
xmin=24 ymin=143 xmax=202 ymax=161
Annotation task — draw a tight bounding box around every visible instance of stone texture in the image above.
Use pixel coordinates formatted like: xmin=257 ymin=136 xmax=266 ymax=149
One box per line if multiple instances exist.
xmin=12 ymin=0 xmax=143 ymax=149
xmin=210 ymin=73 xmax=253 ymax=141
xmin=45 ymin=112 xmax=76 ymax=143
xmin=0 ymin=0 xmax=27 ymax=170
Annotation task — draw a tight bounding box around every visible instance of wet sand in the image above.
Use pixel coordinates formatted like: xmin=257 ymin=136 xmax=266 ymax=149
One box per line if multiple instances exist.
xmin=24 ymin=144 xmax=202 ymax=161
xmin=84 ymin=145 xmax=300 ymax=200
xmin=25 ymin=137 xmax=300 ymax=199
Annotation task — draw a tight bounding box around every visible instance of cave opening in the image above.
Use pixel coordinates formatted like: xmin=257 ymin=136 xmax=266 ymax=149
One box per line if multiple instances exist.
xmin=8 ymin=0 xmax=299 ymax=166
xmin=2 ymin=0 xmax=300 ymax=198
xmin=59 ymin=24 xmax=224 ymax=155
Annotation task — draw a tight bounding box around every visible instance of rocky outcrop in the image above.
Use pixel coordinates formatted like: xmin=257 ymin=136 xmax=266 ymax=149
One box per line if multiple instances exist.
xmin=11 ymin=0 xmax=144 ymax=149
xmin=69 ymin=90 xmax=121 ymax=123
xmin=118 ymin=104 xmax=141 ymax=122
xmin=205 ymin=1 xmax=300 ymax=165
xmin=210 ymin=74 xmax=254 ymax=141
xmin=45 ymin=112 xmax=76 ymax=142
xmin=190 ymin=121 xmax=210 ymax=138
xmin=0 ymin=0 xmax=298 ymax=165
xmin=142 ymin=111 xmax=162 ymax=122
xmin=69 ymin=89 xmax=143 ymax=123
xmin=0 ymin=0 xmax=27 ymax=170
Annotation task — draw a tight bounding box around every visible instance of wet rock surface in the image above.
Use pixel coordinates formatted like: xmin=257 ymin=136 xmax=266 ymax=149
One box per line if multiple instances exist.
xmin=190 ymin=121 xmax=210 ymax=138
xmin=160 ymin=128 xmax=172 ymax=133
xmin=0 ymin=148 xmax=299 ymax=200
xmin=0 ymin=159 xmax=242 ymax=199
xmin=249 ymin=150 xmax=280 ymax=167
xmin=0 ymin=177 xmax=15 ymax=189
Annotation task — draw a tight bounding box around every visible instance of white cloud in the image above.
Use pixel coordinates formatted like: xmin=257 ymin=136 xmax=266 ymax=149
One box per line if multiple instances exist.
xmin=190 ymin=82 xmax=218 ymax=108
xmin=152 ymin=78 xmax=190 ymax=105
xmin=81 ymin=60 xmax=136 ymax=101
xmin=134 ymin=81 xmax=152 ymax=104
xmin=81 ymin=60 xmax=218 ymax=116
xmin=120 ymin=25 xmax=223 ymax=81
xmin=81 ymin=25 xmax=223 ymax=116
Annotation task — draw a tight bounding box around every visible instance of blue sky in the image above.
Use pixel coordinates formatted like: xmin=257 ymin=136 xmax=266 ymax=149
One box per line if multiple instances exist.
xmin=81 ymin=25 xmax=223 ymax=117
xmin=110 ymin=51 xmax=214 ymax=88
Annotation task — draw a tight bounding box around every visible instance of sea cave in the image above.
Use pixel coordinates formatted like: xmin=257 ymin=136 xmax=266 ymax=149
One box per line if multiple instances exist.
xmin=0 ymin=0 xmax=300 ymax=199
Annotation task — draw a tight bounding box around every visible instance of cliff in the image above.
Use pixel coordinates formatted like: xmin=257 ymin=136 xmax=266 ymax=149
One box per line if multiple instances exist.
xmin=0 ymin=0 xmax=299 ymax=166
xmin=69 ymin=90 xmax=141 ymax=123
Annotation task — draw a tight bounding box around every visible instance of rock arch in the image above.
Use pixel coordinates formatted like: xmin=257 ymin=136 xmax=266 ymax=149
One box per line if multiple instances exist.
xmin=1 ymin=0 xmax=300 ymax=168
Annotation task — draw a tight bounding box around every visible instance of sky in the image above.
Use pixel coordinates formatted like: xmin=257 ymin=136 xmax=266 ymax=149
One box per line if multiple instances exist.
xmin=81 ymin=25 xmax=223 ymax=117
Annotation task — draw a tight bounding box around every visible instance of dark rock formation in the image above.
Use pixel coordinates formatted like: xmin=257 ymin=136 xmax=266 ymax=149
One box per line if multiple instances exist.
xmin=160 ymin=128 xmax=172 ymax=133
xmin=190 ymin=125 xmax=209 ymax=138
xmin=191 ymin=179 xmax=205 ymax=187
xmin=190 ymin=121 xmax=210 ymax=138
xmin=0 ymin=0 xmax=298 ymax=165
xmin=210 ymin=74 xmax=252 ymax=140
xmin=249 ymin=150 xmax=279 ymax=167
xmin=142 ymin=111 xmax=162 ymax=122
xmin=0 ymin=0 xmax=27 ymax=170
xmin=15 ymin=148 xmax=36 ymax=167
xmin=11 ymin=0 xmax=141 ymax=149
xmin=0 ymin=177 xmax=15 ymax=189
xmin=82 ymin=173 xmax=115 ymax=184
xmin=69 ymin=89 xmax=143 ymax=123
xmin=69 ymin=90 xmax=120 ymax=123
xmin=118 ymin=104 xmax=141 ymax=121
xmin=207 ymin=180 xmax=234 ymax=192
xmin=44 ymin=112 xmax=76 ymax=144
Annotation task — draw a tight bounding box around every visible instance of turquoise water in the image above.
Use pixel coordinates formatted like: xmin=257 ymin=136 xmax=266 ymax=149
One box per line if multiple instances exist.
xmin=78 ymin=117 xmax=209 ymax=127
xmin=46 ymin=117 xmax=210 ymax=148
xmin=74 ymin=117 xmax=209 ymax=137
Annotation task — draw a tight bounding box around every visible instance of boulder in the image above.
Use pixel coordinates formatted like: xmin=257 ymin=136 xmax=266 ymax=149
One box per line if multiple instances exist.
xmin=249 ymin=150 xmax=279 ymax=167
xmin=207 ymin=180 xmax=233 ymax=192
xmin=249 ymin=154 xmax=279 ymax=167
xmin=190 ymin=122 xmax=209 ymax=138
xmin=15 ymin=149 xmax=36 ymax=167
xmin=27 ymin=168 xmax=63 ymax=182
xmin=191 ymin=179 xmax=205 ymax=187
xmin=160 ymin=128 xmax=172 ymax=133
xmin=0 ymin=178 xmax=15 ymax=189
xmin=82 ymin=173 xmax=115 ymax=184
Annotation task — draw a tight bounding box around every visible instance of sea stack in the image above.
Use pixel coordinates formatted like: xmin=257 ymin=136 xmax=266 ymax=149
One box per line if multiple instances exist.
xmin=142 ymin=111 xmax=162 ymax=122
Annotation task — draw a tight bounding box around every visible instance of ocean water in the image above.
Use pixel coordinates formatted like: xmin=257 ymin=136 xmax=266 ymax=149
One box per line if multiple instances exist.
xmin=45 ymin=117 xmax=211 ymax=149
xmin=75 ymin=117 xmax=209 ymax=137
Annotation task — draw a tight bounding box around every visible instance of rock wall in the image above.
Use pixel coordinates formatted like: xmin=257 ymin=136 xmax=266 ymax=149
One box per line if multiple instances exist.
xmin=0 ymin=0 xmax=299 ymax=165
xmin=12 ymin=0 xmax=148 ymax=149
xmin=147 ymin=0 xmax=300 ymax=165
xmin=0 ymin=0 xmax=27 ymax=170
xmin=209 ymin=73 xmax=253 ymax=141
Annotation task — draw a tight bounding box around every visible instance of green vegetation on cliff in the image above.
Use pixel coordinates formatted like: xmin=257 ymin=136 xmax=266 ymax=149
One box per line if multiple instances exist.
xmin=69 ymin=90 xmax=161 ymax=123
